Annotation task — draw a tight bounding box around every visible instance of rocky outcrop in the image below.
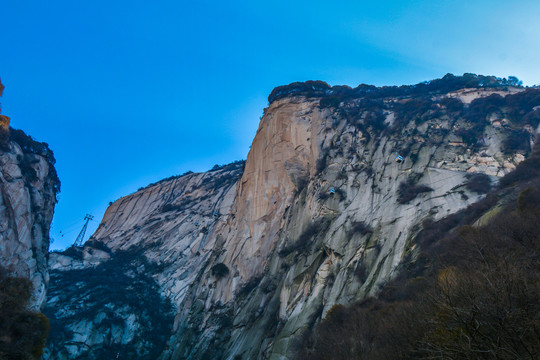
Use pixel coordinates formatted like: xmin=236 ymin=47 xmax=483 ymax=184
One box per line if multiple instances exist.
xmin=0 ymin=80 xmax=60 ymax=308
xmin=45 ymin=76 xmax=540 ymax=359
xmin=45 ymin=163 xmax=243 ymax=359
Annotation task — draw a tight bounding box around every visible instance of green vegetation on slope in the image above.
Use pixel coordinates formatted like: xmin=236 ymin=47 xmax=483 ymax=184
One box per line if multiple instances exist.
xmin=8 ymin=128 xmax=61 ymax=197
xmin=268 ymin=73 xmax=525 ymax=103
xmin=44 ymin=250 xmax=174 ymax=360
xmin=274 ymin=75 xmax=540 ymax=159
xmin=296 ymin=143 xmax=540 ymax=360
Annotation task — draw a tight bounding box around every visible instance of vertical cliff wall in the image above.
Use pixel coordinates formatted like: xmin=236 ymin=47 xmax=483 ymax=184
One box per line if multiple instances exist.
xmin=45 ymin=77 xmax=540 ymax=359
xmin=0 ymin=80 xmax=60 ymax=308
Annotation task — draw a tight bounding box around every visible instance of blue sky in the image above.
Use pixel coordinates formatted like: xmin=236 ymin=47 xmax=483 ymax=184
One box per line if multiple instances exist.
xmin=1 ymin=0 xmax=539 ymax=250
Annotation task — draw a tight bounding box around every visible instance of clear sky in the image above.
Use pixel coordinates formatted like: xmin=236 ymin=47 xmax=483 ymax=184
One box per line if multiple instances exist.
xmin=1 ymin=0 xmax=539 ymax=250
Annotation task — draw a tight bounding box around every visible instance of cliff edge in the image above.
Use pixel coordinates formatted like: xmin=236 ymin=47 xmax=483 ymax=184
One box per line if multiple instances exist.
xmin=46 ymin=74 xmax=539 ymax=359
xmin=0 ymin=79 xmax=60 ymax=308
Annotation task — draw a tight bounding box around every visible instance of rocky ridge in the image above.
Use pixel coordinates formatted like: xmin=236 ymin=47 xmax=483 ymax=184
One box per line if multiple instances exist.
xmin=45 ymin=76 xmax=540 ymax=359
xmin=0 ymin=80 xmax=60 ymax=309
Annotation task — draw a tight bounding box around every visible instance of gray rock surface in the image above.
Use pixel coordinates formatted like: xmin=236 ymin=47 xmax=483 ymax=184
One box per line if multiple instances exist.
xmin=45 ymin=86 xmax=537 ymax=359
xmin=0 ymin=127 xmax=59 ymax=308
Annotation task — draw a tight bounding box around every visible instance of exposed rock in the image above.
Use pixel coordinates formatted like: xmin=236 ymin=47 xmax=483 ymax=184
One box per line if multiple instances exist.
xmin=45 ymin=79 xmax=539 ymax=359
xmin=44 ymin=250 xmax=174 ymax=359
xmin=445 ymin=87 xmax=522 ymax=104
xmin=0 ymin=81 xmax=60 ymax=309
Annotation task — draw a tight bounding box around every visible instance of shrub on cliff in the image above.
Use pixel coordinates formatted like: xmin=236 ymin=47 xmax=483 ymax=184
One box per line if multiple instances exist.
xmin=60 ymin=246 xmax=84 ymax=260
xmin=397 ymin=178 xmax=433 ymax=204
xmin=18 ymin=154 xmax=39 ymax=183
xmin=295 ymin=144 xmax=540 ymax=360
xmin=0 ymin=269 xmax=49 ymax=360
xmin=455 ymin=126 xmax=484 ymax=149
xmin=84 ymin=239 xmax=112 ymax=253
xmin=466 ymin=94 xmax=505 ymax=122
xmin=10 ymin=128 xmax=57 ymax=165
xmin=498 ymin=141 xmax=540 ymax=188
xmin=316 ymin=151 xmax=329 ymax=174
xmin=268 ymin=80 xmax=331 ymax=103
xmin=365 ymin=109 xmax=386 ymax=132
xmin=503 ymin=129 xmax=532 ymax=155
xmin=439 ymin=97 xmax=464 ymax=113
xmin=505 ymin=88 xmax=540 ymax=126
xmin=465 ymin=173 xmax=492 ymax=194
xmin=350 ymin=221 xmax=373 ymax=236
xmin=236 ymin=275 xmax=263 ymax=297
xmin=9 ymin=128 xmax=61 ymax=196
xmin=319 ymin=96 xmax=341 ymax=109
xmin=161 ymin=203 xmax=182 ymax=212
xmin=394 ymin=98 xmax=436 ymax=125
xmin=211 ymin=263 xmax=230 ymax=278
xmin=268 ymin=74 xmax=524 ymax=104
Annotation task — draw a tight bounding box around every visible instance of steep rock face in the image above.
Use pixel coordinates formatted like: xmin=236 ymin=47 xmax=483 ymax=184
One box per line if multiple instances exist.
xmin=0 ymin=81 xmax=60 ymax=308
xmin=45 ymin=163 xmax=243 ymax=359
xmin=45 ymin=248 xmax=175 ymax=359
xmin=46 ymin=80 xmax=539 ymax=359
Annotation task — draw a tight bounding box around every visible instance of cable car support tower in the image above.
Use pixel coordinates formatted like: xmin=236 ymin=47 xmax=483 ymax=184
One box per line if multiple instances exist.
xmin=73 ymin=214 xmax=94 ymax=247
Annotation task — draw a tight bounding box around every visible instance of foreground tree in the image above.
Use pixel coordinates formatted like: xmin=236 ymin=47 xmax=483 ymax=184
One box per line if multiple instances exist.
xmin=0 ymin=269 xmax=49 ymax=360
xmin=297 ymin=187 xmax=540 ymax=360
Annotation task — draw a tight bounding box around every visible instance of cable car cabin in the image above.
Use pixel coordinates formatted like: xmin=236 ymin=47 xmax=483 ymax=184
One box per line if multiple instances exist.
xmin=213 ymin=211 xmax=219 ymax=217
xmin=194 ymin=222 xmax=199 ymax=227
xmin=394 ymin=155 xmax=404 ymax=163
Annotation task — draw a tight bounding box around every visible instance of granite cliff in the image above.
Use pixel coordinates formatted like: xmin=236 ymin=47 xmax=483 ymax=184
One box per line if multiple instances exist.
xmin=45 ymin=74 xmax=540 ymax=359
xmin=0 ymin=79 xmax=60 ymax=309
